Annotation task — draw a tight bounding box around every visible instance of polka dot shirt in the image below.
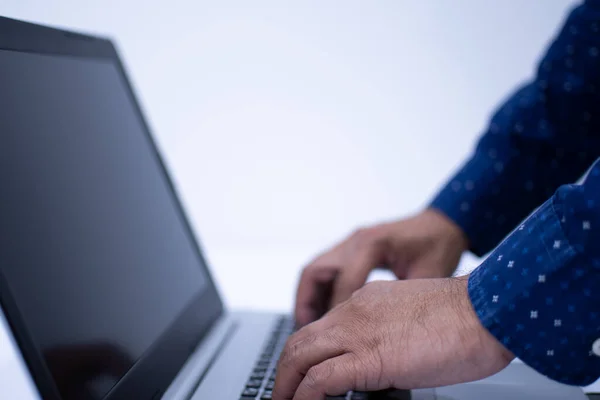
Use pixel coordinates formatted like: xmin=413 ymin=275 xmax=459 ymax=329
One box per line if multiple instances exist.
xmin=431 ymin=1 xmax=600 ymax=386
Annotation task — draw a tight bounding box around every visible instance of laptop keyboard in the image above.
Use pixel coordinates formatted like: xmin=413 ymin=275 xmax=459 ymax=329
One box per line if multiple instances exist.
xmin=239 ymin=316 xmax=370 ymax=400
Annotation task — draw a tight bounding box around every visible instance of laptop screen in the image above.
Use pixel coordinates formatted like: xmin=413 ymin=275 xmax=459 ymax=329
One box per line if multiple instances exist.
xmin=0 ymin=49 xmax=212 ymax=399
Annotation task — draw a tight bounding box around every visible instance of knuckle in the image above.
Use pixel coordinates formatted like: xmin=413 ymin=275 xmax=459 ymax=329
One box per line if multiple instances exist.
xmin=290 ymin=325 xmax=313 ymax=344
xmin=351 ymin=227 xmax=366 ymax=237
xmin=297 ymin=268 xmax=313 ymax=286
xmin=362 ymin=280 xmax=383 ymax=292
xmin=300 ymin=264 xmax=318 ymax=277
xmin=278 ymin=343 xmax=297 ymax=368
xmin=321 ymin=327 xmax=346 ymax=348
xmin=351 ymin=226 xmax=374 ymax=241
xmin=352 ymin=282 xmax=369 ymax=299
xmin=350 ymin=226 xmax=390 ymax=256
xmin=344 ymin=299 xmax=368 ymax=322
xmin=305 ymin=362 xmax=334 ymax=390
xmin=299 ymin=263 xmax=330 ymax=284
xmin=345 ymin=285 xmax=383 ymax=318
xmin=279 ymin=337 xmax=301 ymax=367
xmin=279 ymin=332 xmax=314 ymax=369
xmin=349 ymin=284 xmax=371 ymax=301
xmin=350 ymin=287 xmax=363 ymax=299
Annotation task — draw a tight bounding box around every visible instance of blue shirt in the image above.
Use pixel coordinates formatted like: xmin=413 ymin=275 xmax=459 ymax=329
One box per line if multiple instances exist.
xmin=430 ymin=1 xmax=600 ymax=386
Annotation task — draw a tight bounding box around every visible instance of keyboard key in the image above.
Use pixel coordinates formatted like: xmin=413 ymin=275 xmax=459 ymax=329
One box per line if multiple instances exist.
xmin=261 ymin=390 xmax=273 ymax=399
xmin=256 ymin=360 xmax=270 ymax=367
xmin=243 ymin=316 xmax=297 ymax=400
xmin=350 ymin=392 xmax=369 ymax=399
xmin=246 ymin=379 xmax=263 ymax=388
xmin=241 ymin=387 xmax=259 ymax=397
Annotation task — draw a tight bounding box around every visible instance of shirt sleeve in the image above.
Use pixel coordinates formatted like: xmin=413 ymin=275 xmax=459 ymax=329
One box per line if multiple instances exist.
xmin=468 ymin=159 xmax=600 ymax=386
xmin=430 ymin=1 xmax=600 ymax=256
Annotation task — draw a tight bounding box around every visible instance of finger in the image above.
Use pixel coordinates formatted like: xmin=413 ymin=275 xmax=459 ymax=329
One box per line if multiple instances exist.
xmin=273 ymin=327 xmax=347 ymax=400
xmin=404 ymin=255 xmax=454 ymax=279
xmin=289 ymin=296 xmax=350 ymax=349
xmin=329 ymin=251 xmax=374 ymax=308
xmin=330 ymin=230 xmax=390 ymax=307
xmin=294 ymin=266 xmax=338 ymax=326
xmin=292 ymin=353 xmax=360 ymax=400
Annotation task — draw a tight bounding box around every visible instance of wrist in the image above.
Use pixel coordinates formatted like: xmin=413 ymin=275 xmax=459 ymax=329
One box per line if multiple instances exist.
xmin=451 ymin=276 xmax=515 ymax=374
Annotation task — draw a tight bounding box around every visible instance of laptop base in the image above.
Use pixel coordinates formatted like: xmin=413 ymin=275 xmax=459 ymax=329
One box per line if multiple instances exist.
xmin=163 ymin=311 xmax=586 ymax=399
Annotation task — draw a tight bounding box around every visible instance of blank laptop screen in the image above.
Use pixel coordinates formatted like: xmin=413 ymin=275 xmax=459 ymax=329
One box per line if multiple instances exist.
xmin=0 ymin=49 xmax=208 ymax=399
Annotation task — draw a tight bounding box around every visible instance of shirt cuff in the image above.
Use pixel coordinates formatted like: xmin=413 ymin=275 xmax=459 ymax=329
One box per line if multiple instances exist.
xmin=467 ymin=198 xmax=600 ymax=386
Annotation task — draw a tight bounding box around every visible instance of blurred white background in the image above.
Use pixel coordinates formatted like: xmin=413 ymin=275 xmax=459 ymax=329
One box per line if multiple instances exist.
xmin=3 ymin=0 xmax=598 ymax=397
xmin=4 ymin=0 xmax=579 ymax=310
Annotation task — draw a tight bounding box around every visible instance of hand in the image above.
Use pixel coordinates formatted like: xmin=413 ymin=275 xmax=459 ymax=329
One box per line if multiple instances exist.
xmin=274 ymin=278 xmax=513 ymax=400
xmin=295 ymin=209 xmax=468 ymax=326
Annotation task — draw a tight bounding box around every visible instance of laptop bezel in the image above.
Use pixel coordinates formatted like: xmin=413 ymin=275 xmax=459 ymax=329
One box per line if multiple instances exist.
xmin=0 ymin=16 xmax=225 ymax=400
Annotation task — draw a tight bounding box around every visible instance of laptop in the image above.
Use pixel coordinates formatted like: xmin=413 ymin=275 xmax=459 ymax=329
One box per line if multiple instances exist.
xmin=0 ymin=15 xmax=588 ymax=400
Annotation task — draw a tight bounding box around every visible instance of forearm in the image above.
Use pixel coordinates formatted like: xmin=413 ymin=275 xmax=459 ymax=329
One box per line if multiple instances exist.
xmin=467 ymin=160 xmax=600 ymax=385
xmin=431 ymin=1 xmax=600 ymax=256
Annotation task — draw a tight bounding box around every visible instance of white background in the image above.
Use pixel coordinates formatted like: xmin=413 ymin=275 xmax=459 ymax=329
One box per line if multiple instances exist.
xmin=1 ymin=0 xmax=598 ymax=397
